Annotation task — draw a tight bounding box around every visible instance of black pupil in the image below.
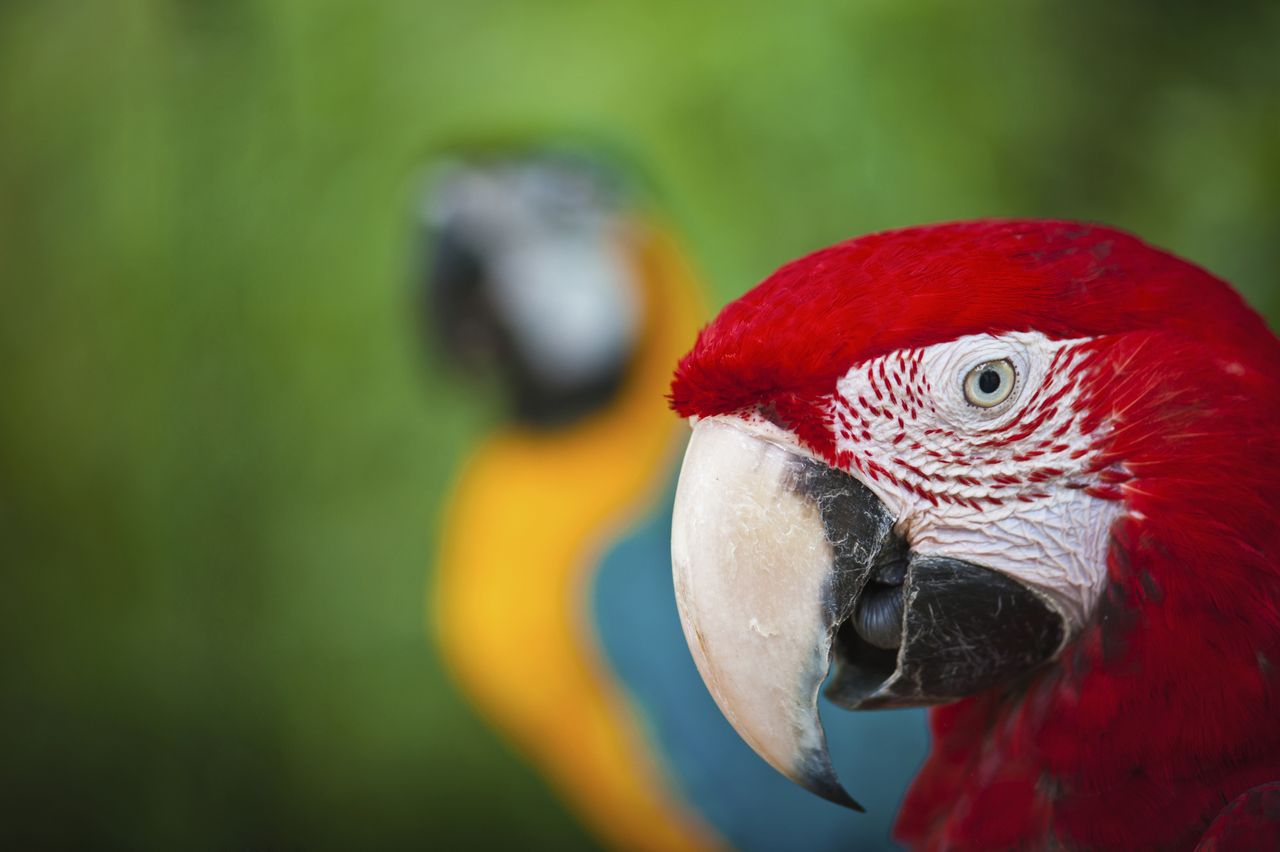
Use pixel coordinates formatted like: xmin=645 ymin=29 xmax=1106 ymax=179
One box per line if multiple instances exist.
xmin=978 ymin=368 xmax=1001 ymax=394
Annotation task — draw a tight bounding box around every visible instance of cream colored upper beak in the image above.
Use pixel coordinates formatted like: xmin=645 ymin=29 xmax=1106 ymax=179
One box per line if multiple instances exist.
xmin=671 ymin=416 xmax=861 ymax=809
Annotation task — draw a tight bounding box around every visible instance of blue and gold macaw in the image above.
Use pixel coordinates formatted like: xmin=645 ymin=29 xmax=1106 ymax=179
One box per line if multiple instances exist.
xmin=421 ymin=146 xmax=928 ymax=852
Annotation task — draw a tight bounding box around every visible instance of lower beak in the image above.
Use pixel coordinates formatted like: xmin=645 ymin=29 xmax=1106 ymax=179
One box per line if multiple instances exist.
xmin=671 ymin=416 xmax=1065 ymax=809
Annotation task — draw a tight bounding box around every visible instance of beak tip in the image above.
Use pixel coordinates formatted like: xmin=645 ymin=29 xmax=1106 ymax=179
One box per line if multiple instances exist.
xmin=820 ymin=787 xmax=866 ymax=813
xmin=796 ymin=755 xmax=865 ymax=812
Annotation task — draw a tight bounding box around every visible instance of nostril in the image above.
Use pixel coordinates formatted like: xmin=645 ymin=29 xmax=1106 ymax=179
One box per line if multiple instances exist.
xmin=756 ymin=403 xmax=789 ymax=429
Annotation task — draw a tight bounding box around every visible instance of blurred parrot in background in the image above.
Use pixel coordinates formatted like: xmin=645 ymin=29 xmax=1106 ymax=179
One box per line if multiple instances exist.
xmin=420 ymin=146 xmax=928 ymax=851
xmin=667 ymin=220 xmax=1280 ymax=850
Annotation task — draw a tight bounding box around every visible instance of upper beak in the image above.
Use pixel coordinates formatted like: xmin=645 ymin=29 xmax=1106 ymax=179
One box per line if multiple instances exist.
xmin=672 ymin=416 xmax=1065 ymax=810
xmin=671 ymin=416 xmax=892 ymax=809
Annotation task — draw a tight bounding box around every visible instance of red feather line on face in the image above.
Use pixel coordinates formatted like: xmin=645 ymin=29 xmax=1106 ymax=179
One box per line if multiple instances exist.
xmin=827 ymin=339 xmax=1111 ymax=514
xmin=670 ymin=219 xmax=1280 ymax=851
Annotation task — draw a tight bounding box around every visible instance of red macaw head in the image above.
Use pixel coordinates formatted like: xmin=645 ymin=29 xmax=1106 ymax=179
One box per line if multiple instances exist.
xmin=668 ymin=220 xmax=1280 ymax=846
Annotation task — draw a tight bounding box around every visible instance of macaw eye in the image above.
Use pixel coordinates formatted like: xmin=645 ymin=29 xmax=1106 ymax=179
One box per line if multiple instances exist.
xmin=963 ymin=359 xmax=1016 ymax=408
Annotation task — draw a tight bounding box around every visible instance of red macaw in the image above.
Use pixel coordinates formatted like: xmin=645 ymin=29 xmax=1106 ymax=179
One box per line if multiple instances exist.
xmin=667 ymin=220 xmax=1280 ymax=850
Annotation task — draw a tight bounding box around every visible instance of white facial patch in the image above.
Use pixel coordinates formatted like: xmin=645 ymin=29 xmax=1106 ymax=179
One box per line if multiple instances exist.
xmin=829 ymin=331 xmax=1126 ymax=631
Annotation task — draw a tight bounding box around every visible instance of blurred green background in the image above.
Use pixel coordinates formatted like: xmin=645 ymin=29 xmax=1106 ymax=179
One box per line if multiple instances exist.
xmin=2 ymin=1 xmax=1278 ymax=848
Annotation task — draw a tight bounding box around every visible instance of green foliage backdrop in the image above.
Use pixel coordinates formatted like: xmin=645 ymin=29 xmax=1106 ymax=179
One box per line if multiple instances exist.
xmin=2 ymin=1 xmax=1277 ymax=848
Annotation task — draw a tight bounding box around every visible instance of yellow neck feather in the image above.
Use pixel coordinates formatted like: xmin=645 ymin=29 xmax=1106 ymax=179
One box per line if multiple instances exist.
xmin=433 ymin=222 xmax=720 ymax=852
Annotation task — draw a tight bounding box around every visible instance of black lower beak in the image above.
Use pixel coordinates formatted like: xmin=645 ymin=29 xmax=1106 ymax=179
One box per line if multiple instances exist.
xmin=797 ymin=450 xmax=1066 ymax=711
xmin=828 ymin=554 xmax=1065 ymax=710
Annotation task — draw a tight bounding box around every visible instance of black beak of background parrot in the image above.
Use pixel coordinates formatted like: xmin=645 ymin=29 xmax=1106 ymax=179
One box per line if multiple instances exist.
xmin=672 ymin=417 xmax=1066 ymax=808
xmin=423 ymin=225 xmax=501 ymax=374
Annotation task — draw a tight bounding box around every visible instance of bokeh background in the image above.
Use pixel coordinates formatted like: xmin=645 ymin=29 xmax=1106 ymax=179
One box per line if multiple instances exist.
xmin=3 ymin=1 xmax=1279 ymax=848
